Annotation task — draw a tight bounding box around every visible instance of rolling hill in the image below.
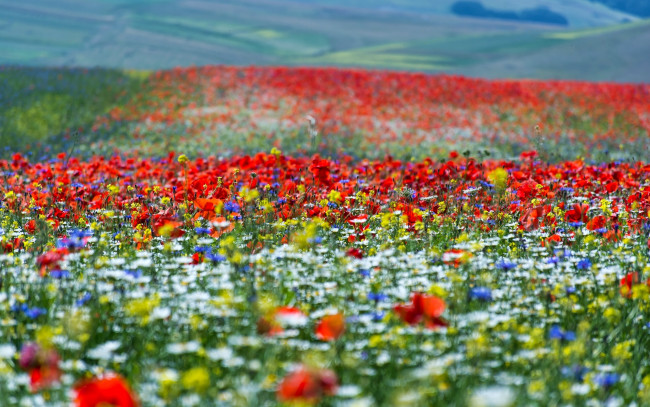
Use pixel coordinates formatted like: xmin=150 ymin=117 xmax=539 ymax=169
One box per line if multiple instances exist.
xmin=0 ymin=0 xmax=648 ymax=82
xmin=295 ymin=0 xmax=638 ymax=27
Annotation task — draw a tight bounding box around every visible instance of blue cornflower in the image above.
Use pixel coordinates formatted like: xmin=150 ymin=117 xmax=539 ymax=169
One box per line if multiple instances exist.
xmin=372 ymin=311 xmax=386 ymax=321
xmin=549 ymin=325 xmax=576 ymax=341
xmin=206 ymin=253 xmax=227 ymax=263
xmin=561 ymin=365 xmax=588 ymax=382
xmin=358 ymin=269 xmax=371 ymax=277
xmin=76 ymin=293 xmax=92 ymax=307
xmin=194 ymin=227 xmax=211 ymax=235
xmin=497 ymin=260 xmax=516 ymax=271
xmin=469 ymin=286 xmax=492 ymax=301
xmin=124 ymin=269 xmax=142 ymax=278
xmin=56 ymin=229 xmax=92 ymax=250
xmin=367 ymin=292 xmax=388 ymax=302
xmin=11 ymin=304 xmax=28 ymax=313
xmin=568 ymin=222 xmax=584 ymax=228
xmin=577 ymin=259 xmax=592 ymax=270
xmin=595 ymin=373 xmax=619 ymax=388
xmin=224 ymin=201 xmax=240 ymax=213
xmin=25 ymin=307 xmax=47 ymax=319
xmin=50 ymin=269 xmax=70 ymax=279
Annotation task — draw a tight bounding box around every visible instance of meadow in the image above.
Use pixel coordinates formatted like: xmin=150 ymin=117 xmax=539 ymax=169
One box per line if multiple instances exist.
xmin=1 ymin=65 xmax=650 ymax=406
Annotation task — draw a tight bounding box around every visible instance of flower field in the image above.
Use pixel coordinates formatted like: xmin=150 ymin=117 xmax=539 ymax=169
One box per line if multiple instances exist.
xmin=2 ymin=66 xmax=650 ymax=406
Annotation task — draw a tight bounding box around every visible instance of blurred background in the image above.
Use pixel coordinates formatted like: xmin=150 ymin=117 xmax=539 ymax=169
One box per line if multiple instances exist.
xmin=1 ymin=0 xmax=649 ymax=82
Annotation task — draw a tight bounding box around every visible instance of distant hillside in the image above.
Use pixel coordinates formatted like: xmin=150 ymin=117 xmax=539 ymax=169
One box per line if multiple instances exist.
xmin=588 ymin=0 xmax=650 ymax=17
xmin=295 ymin=0 xmax=637 ymax=27
xmin=0 ymin=0 xmax=648 ymax=82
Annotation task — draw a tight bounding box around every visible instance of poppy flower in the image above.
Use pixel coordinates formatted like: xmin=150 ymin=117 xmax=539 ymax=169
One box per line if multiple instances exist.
xmin=194 ymin=198 xmax=222 ymax=220
xmin=346 ymin=248 xmax=364 ymax=259
xmin=315 ymin=313 xmax=345 ymax=341
xmin=394 ymin=292 xmax=447 ymax=329
xmin=587 ymin=215 xmax=607 ymax=231
xmin=36 ymin=248 xmax=69 ymax=277
xmin=74 ymin=373 xmax=139 ymax=407
xmin=19 ymin=342 xmax=61 ymax=392
xmin=309 ymin=158 xmax=331 ymax=185
xmin=273 ymin=306 xmax=309 ymax=327
xmin=565 ymin=203 xmax=590 ymax=224
xmin=277 ymin=366 xmax=337 ymax=404
xmin=442 ymin=249 xmax=472 ymax=267
xmin=29 ymin=365 xmax=62 ymax=392
xmin=620 ymin=272 xmax=639 ymax=298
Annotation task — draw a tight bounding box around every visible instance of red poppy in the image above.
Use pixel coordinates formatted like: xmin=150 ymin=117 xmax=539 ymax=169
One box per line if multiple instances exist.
xmin=194 ymin=198 xmax=222 ymax=221
xmin=74 ymin=374 xmax=139 ymax=407
xmin=315 ymin=313 xmax=345 ymax=341
xmin=346 ymin=248 xmax=364 ymax=259
xmin=394 ymin=292 xmax=447 ymax=329
xmin=587 ymin=215 xmax=607 ymax=231
xmin=620 ymin=271 xmax=639 ymax=298
xmin=309 ymin=158 xmax=331 ymax=185
xmin=19 ymin=342 xmax=61 ymax=392
xmin=565 ymin=203 xmax=590 ymax=223
xmin=605 ymin=181 xmax=619 ymax=194
xmin=277 ymin=367 xmax=337 ymax=404
xmin=442 ymin=249 xmax=471 ymax=268
xmin=26 ymin=219 xmax=37 ymax=235
xmin=36 ymin=248 xmax=69 ymax=276
xmin=274 ymin=306 xmax=309 ymax=327
xmin=29 ymin=365 xmax=61 ymax=392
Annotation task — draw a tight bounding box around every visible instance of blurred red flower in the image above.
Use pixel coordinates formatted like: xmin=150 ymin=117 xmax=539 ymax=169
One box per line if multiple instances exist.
xmin=315 ymin=313 xmax=345 ymax=341
xmin=394 ymin=292 xmax=447 ymax=329
xmin=74 ymin=374 xmax=139 ymax=407
xmin=277 ymin=366 xmax=338 ymax=404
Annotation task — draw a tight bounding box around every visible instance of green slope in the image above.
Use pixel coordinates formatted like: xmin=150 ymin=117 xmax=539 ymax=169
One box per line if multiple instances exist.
xmin=294 ymin=0 xmax=637 ymax=28
xmin=0 ymin=0 xmax=648 ymax=82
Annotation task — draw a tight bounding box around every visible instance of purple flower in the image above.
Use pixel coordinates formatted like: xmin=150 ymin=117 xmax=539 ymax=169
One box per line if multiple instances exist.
xmin=19 ymin=342 xmax=40 ymax=369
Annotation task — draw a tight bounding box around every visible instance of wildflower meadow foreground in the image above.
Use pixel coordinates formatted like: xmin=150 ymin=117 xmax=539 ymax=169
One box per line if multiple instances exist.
xmin=2 ymin=66 xmax=650 ymax=406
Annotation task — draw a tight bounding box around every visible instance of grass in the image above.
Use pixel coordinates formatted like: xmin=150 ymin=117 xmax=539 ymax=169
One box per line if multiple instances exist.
xmin=544 ymin=17 xmax=650 ymax=39
xmin=0 ymin=67 xmax=147 ymax=152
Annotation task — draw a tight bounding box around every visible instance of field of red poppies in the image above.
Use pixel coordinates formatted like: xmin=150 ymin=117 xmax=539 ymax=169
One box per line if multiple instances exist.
xmin=2 ymin=66 xmax=650 ymax=406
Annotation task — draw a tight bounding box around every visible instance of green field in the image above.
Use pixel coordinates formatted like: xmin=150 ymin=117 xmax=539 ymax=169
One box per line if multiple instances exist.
xmin=0 ymin=0 xmax=648 ymax=81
